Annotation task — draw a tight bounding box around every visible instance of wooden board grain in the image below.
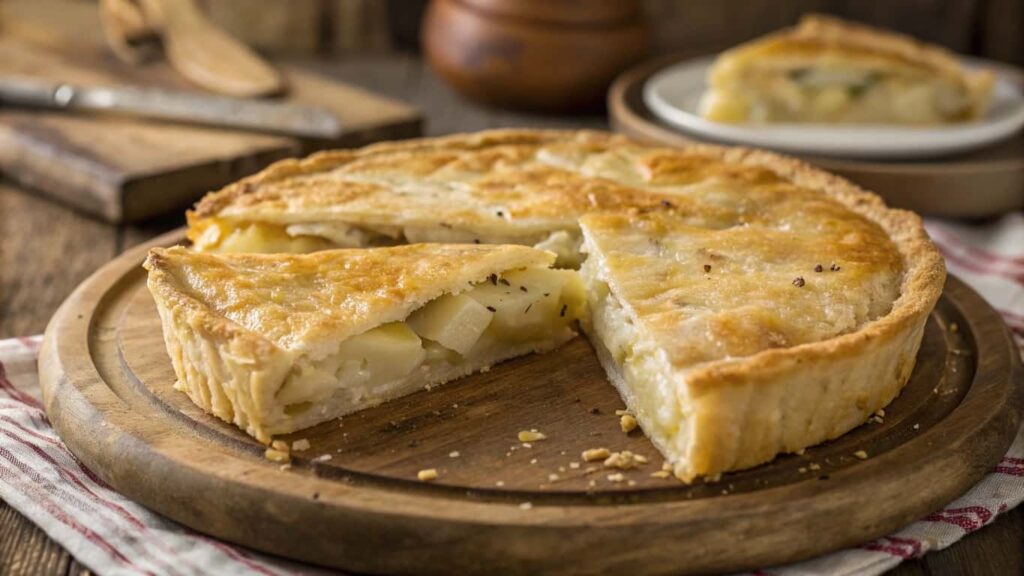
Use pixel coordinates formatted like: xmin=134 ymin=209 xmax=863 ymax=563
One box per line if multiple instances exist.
xmin=37 ymin=229 xmax=1024 ymax=575
xmin=0 ymin=0 xmax=421 ymax=223
xmin=609 ymin=56 xmax=1024 ymax=219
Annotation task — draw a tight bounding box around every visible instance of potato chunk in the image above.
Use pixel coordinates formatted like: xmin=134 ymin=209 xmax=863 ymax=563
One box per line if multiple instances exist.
xmin=336 ymin=322 xmax=426 ymax=385
xmin=407 ymin=294 xmax=494 ymax=355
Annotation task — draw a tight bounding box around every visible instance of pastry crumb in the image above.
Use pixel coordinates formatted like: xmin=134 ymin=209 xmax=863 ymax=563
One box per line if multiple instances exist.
xmin=650 ymin=470 xmax=671 ymax=479
xmin=607 ymin=473 xmax=625 ymax=483
xmin=582 ymin=447 xmax=611 ymax=462
xmin=588 ymin=479 xmax=597 ymax=488
xmin=530 ymin=458 xmax=538 ymax=465
xmin=449 ymin=450 xmax=460 ymax=458
xmin=548 ymin=473 xmax=559 ymax=482
xmin=913 ymin=423 xmax=920 ymax=430
xmin=495 ymin=480 xmax=505 ymax=487
xmin=569 ymin=461 xmax=580 ymax=469
xmin=522 ymin=442 xmax=533 ymax=449
xmin=265 ymin=448 xmax=290 ymax=463
xmin=417 ymin=468 xmax=438 ymax=482
xmin=314 ymin=454 xmax=332 ymax=463
xmin=853 ymin=450 xmax=869 ymax=460
xmin=619 ymin=414 xmax=638 ymax=433
xmin=795 ymin=448 xmax=806 ymax=456
xmin=604 ymin=451 xmax=644 ymax=470
xmin=809 ymin=463 xmax=821 ymax=471
xmin=798 ymin=467 xmax=808 ymax=474
xmin=518 ymin=430 xmax=547 ymax=442
xmin=292 ymin=439 xmax=310 ymax=452
xmin=614 ymin=409 xmax=633 ymax=416
xmin=279 ymin=464 xmax=292 ymax=471
xmin=519 ymin=502 xmax=533 ymax=510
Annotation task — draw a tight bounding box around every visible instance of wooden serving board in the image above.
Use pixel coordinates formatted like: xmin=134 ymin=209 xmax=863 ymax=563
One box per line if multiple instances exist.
xmin=0 ymin=0 xmax=421 ymax=223
xmin=39 ymin=230 xmax=1022 ymax=575
xmin=609 ymin=56 xmax=1024 ymax=219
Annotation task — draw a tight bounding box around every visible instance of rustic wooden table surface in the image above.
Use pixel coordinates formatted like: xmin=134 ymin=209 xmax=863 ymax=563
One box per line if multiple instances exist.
xmin=0 ymin=55 xmax=1020 ymax=576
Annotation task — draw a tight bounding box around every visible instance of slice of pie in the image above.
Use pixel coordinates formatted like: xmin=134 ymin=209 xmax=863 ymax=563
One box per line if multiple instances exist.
xmin=579 ymin=190 xmax=944 ymax=482
xmin=144 ymin=244 xmax=585 ymax=443
xmin=176 ymin=129 xmax=946 ymax=481
xmin=185 ymin=131 xmax=710 ymax=267
xmin=699 ymin=14 xmax=994 ymax=125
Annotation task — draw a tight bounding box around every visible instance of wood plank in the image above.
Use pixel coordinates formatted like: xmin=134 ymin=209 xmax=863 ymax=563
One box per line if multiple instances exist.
xmin=0 ymin=502 xmax=71 ymax=576
xmin=0 ymin=0 xmax=421 ymax=223
xmin=0 ymin=180 xmax=117 ymax=338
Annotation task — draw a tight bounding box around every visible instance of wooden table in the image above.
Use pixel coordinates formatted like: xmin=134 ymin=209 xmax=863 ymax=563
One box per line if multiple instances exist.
xmin=0 ymin=55 xmax=1020 ymax=576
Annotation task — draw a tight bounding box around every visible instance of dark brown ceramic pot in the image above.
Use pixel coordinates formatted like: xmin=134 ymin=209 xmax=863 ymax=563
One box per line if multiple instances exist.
xmin=422 ymin=0 xmax=650 ymax=112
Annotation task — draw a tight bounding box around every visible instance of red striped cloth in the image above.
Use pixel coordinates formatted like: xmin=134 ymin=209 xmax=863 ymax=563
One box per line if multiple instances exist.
xmin=1 ymin=214 xmax=1022 ymax=576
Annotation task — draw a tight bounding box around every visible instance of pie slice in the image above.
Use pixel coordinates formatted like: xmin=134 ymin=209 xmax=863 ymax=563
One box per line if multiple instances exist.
xmin=579 ymin=203 xmax=943 ymax=482
xmin=185 ymin=131 xmax=715 ymax=267
xmin=144 ymin=244 xmax=585 ymax=442
xmin=699 ymin=14 xmax=994 ymax=125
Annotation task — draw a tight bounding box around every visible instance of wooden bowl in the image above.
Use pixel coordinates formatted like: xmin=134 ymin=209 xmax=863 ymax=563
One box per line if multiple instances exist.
xmin=422 ymin=0 xmax=649 ymax=112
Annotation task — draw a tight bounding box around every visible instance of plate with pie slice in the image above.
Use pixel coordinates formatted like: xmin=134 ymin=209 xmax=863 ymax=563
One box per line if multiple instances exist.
xmin=39 ymin=130 xmax=1022 ymax=575
xmin=643 ymin=16 xmax=1024 ymax=160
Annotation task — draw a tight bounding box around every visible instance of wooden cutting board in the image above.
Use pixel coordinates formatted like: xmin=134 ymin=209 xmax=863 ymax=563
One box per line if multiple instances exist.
xmin=38 ymin=229 xmax=1023 ymax=575
xmin=609 ymin=56 xmax=1024 ymax=219
xmin=0 ymin=0 xmax=421 ymax=223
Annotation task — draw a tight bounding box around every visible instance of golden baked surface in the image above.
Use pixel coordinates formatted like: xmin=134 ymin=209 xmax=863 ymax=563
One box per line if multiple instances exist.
xmin=145 ymin=243 xmax=553 ymax=352
xmin=175 ymin=128 xmax=946 ymax=480
xmin=699 ymin=14 xmax=994 ymax=124
xmin=581 ymin=207 xmax=902 ymax=368
xmin=188 ymin=130 xmax=821 ymax=259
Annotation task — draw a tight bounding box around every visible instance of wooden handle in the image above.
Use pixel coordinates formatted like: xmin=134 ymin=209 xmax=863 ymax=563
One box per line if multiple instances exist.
xmin=137 ymin=0 xmax=284 ymax=97
xmin=99 ymin=0 xmax=160 ymax=65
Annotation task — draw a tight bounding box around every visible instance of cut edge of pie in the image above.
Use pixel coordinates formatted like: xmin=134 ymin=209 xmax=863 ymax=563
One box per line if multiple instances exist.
xmin=699 ymin=14 xmax=995 ymax=125
xmin=144 ymin=244 xmax=586 ymax=443
xmin=578 ymin=144 xmax=945 ymax=482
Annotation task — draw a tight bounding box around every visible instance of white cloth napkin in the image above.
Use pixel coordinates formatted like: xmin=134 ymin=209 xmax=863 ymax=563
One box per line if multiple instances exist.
xmin=1 ymin=214 xmax=1022 ymax=576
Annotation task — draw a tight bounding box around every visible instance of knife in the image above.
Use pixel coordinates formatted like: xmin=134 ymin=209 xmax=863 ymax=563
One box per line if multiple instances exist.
xmin=0 ymin=76 xmax=343 ymax=139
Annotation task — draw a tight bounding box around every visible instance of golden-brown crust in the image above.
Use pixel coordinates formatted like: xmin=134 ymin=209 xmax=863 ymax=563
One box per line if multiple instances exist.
xmin=144 ymin=243 xmax=555 ymax=353
xmin=577 ymin=139 xmax=945 ymax=481
xmin=181 ymin=128 xmax=946 ymax=480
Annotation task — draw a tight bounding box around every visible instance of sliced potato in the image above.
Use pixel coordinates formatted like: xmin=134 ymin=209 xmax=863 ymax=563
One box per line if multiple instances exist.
xmin=407 ymin=293 xmax=494 ymax=355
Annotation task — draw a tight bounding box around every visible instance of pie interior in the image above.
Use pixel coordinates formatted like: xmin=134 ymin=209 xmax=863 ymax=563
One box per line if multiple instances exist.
xmin=162 ymin=129 xmax=945 ymax=481
xmin=145 ymin=244 xmax=584 ymax=442
xmin=698 ymin=14 xmax=994 ymax=125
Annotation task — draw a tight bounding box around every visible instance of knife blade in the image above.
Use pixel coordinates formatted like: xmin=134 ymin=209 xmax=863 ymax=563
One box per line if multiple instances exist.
xmin=0 ymin=76 xmax=343 ymax=139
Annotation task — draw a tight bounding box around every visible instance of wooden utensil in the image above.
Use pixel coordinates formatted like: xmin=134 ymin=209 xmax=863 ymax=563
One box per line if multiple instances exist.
xmin=0 ymin=0 xmax=421 ymax=223
xmin=422 ymin=0 xmax=649 ymax=112
xmin=38 ymin=228 xmax=1023 ymax=575
xmin=100 ymin=0 xmax=284 ymax=97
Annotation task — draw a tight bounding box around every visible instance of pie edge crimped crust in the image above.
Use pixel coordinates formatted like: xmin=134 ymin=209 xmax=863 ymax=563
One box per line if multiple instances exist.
xmin=182 ymin=129 xmax=946 ymax=481
xmin=579 ymin=141 xmax=945 ymax=482
xmin=143 ymin=244 xmax=561 ymax=442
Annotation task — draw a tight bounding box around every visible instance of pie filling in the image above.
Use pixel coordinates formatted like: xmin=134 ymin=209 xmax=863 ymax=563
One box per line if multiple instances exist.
xmin=580 ymin=259 xmax=690 ymax=467
xmin=263 ymin=267 xmax=585 ymax=436
xmin=191 ymin=219 xmax=584 ymax=267
xmin=701 ymin=66 xmax=977 ymax=124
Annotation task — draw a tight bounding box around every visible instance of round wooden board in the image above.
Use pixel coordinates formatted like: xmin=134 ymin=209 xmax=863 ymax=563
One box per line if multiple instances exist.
xmin=609 ymin=55 xmax=1024 ymax=219
xmin=40 ymin=229 xmax=1023 ymax=575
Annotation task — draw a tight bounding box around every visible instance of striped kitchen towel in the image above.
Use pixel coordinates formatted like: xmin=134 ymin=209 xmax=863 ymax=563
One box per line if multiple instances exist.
xmin=0 ymin=213 xmax=1022 ymax=576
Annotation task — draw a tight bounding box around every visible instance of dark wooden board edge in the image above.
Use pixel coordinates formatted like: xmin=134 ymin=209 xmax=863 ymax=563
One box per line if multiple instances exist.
xmin=608 ymin=55 xmax=1024 ymax=219
xmin=37 ymin=229 xmax=1024 ymax=575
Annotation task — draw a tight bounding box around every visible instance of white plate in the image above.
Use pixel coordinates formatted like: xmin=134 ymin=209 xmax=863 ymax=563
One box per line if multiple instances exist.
xmin=643 ymin=56 xmax=1024 ymax=160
